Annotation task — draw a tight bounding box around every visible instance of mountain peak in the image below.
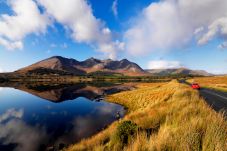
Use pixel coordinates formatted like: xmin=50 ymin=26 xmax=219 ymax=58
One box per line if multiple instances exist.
xmin=120 ymin=59 xmax=130 ymax=62
xmin=50 ymin=56 xmax=64 ymax=59
xmin=88 ymin=57 xmax=96 ymax=60
xmin=48 ymin=56 xmax=77 ymax=61
xmin=47 ymin=56 xmax=69 ymax=61
xmin=85 ymin=57 xmax=101 ymax=62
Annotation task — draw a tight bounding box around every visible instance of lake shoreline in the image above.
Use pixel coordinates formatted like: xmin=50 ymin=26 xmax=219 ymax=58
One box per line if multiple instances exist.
xmin=0 ymin=83 xmax=129 ymax=151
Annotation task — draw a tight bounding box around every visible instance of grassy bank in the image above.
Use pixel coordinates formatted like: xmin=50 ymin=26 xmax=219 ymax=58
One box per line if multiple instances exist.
xmin=66 ymin=81 xmax=227 ymax=151
xmin=187 ymin=76 xmax=227 ymax=92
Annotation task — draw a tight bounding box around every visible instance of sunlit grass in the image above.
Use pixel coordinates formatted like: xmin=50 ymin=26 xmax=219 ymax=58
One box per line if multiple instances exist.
xmin=66 ymin=80 xmax=227 ymax=151
xmin=188 ymin=76 xmax=227 ymax=92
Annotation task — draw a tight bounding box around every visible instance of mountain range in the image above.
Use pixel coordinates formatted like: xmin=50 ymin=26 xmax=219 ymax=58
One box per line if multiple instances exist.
xmin=12 ymin=56 xmax=212 ymax=76
xmin=16 ymin=56 xmax=147 ymax=76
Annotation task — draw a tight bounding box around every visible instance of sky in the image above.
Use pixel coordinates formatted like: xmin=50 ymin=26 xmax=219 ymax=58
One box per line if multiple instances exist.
xmin=0 ymin=0 xmax=227 ymax=74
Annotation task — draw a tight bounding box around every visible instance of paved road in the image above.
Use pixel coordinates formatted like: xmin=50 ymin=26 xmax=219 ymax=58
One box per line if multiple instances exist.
xmin=199 ymin=88 xmax=227 ymax=113
xmin=181 ymin=80 xmax=227 ymax=114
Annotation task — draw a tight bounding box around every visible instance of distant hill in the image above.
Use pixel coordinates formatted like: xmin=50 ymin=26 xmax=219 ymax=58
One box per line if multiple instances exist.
xmin=146 ymin=68 xmax=213 ymax=76
xmin=16 ymin=56 xmax=147 ymax=76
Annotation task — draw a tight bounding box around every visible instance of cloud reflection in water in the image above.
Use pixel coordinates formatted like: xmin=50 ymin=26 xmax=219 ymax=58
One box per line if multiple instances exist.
xmin=0 ymin=108 xmax=48 ymax=151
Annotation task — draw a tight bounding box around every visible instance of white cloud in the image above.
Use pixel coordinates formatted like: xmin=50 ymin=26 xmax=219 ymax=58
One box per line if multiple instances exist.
xmin=148 ymin=60 xmax=182 ymax=69
xmin=124 ymin=0 xmax=227 ymax=56
xmin=218 ymin=41 xmax=227 ymax=49
xmin=194 ymin=27 xmax=204 ymax=35
xmin=0 ymin=0 xmax=122 ymax=58
xmin=0 ymin=0 xmax=50 ymax=50
xmin=198 ymin=17 xmax=227 ymax=45
xmin=112 ymin=0 xmax=118 ymax=18
xmin=38 ymin=0 xmax=122 ymax=59
xmin=0 ymin=37 xmax=23 ymax=50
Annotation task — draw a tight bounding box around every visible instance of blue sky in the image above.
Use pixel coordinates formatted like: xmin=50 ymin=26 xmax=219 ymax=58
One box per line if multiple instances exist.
xmin=0 ymin=0 xmax=227 ymax=74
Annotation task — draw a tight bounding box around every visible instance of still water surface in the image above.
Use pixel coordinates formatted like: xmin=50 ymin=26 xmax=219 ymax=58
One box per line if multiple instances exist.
xmin=0 ymin=83 xmax=131 ymax=151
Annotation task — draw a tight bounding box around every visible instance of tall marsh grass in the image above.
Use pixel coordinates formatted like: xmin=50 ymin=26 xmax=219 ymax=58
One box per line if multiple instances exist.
xmin=66 ymin=81 xmax=227 ymax=151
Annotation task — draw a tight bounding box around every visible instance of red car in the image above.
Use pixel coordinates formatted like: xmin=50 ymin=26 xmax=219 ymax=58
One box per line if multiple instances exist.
xmin=191 ymin=83 xmax=200 ymax=90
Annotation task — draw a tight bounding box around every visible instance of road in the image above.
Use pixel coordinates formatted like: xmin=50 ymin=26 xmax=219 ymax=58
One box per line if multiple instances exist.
xmin=181 ymin=80 xmax=227 ymax=114
xmin=199 ymin=88 xmax=227 ymax=113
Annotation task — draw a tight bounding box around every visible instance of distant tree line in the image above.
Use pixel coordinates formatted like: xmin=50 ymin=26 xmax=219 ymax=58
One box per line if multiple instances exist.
xmin=0 ymin=69 xmax=206 ymax=83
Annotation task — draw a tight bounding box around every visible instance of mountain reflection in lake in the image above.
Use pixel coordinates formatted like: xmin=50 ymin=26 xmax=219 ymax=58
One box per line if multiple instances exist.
xmin=0 ymin=82 xmax=134 ymax=151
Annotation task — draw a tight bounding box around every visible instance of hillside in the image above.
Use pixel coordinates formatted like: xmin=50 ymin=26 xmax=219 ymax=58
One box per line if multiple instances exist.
xmin=146 ymin=68 xmax=212 ymax=76
xmin=16 ymin=56 xmax=147 ymax=76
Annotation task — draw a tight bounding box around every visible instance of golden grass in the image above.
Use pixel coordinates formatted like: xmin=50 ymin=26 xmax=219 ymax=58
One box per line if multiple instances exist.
xmin=66 ymin=80 xmax=227 ymax=151
xmin=187 ymin=76 xmax=227 ymax=92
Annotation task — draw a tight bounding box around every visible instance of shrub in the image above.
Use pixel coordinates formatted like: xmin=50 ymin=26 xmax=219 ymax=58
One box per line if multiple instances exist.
xmin=115 ymin=121 xmax=138 ymax=144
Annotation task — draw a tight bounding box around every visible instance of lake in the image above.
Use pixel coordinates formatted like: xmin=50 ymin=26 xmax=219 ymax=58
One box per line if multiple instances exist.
xmin=0 ymin=82 xmax=133 ymax=151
